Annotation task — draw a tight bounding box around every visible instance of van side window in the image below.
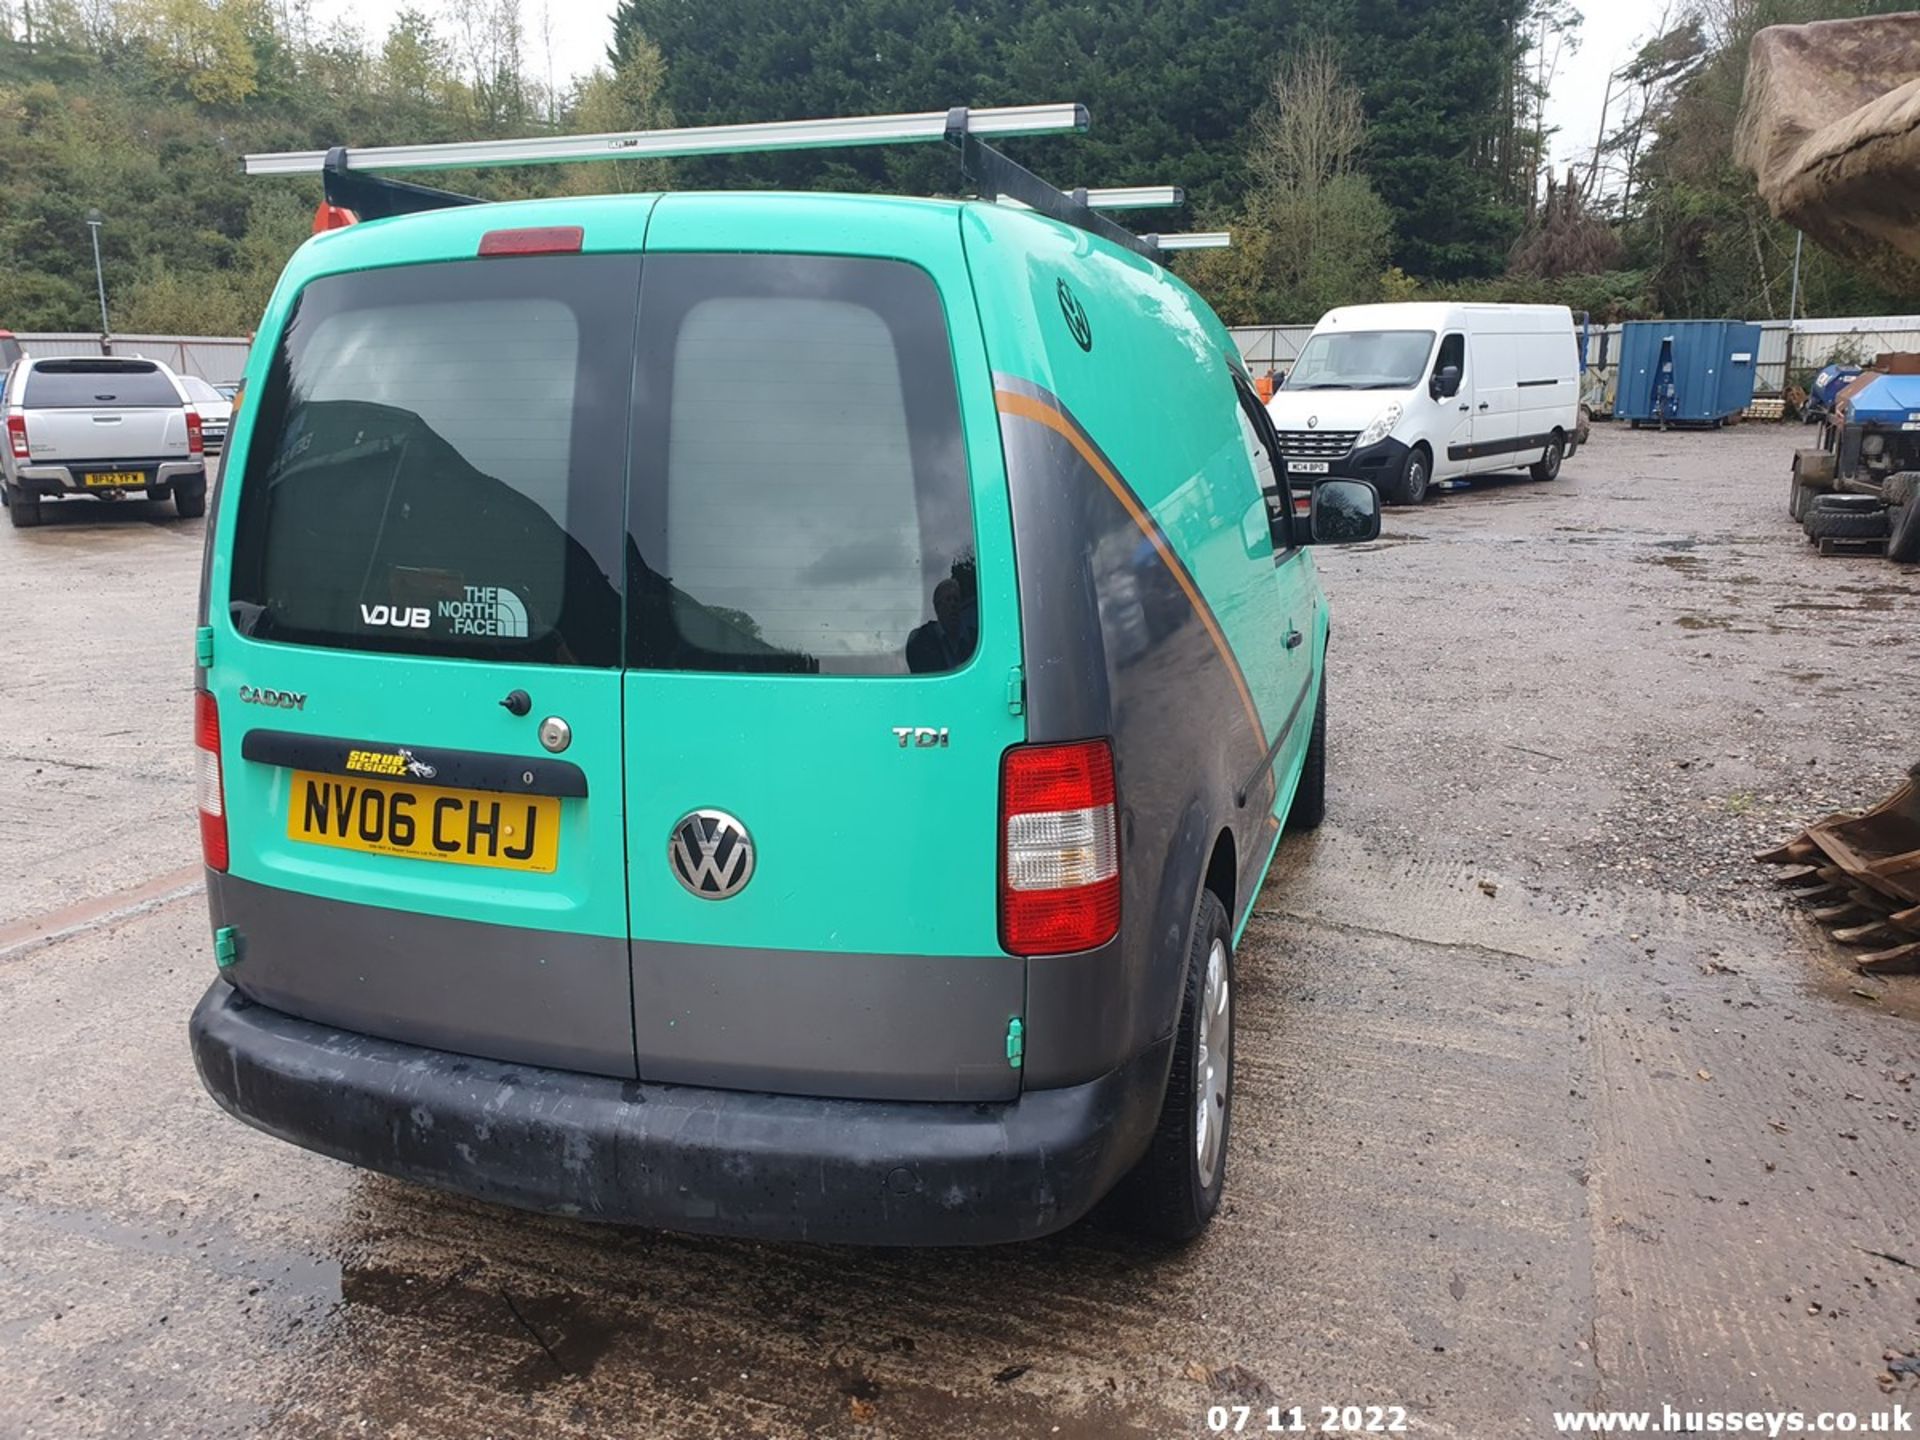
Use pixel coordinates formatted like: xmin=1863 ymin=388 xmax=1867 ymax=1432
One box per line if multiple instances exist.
xmin=627 ymin=255 xmax=977 ymax=677
xmin=226 ymin=256 xmax=635 ymax=667
xmin=1232 ymin=377 xmax=1294 ymax=553
xmin=1436 ymin=332 xmax=1465 ymax=379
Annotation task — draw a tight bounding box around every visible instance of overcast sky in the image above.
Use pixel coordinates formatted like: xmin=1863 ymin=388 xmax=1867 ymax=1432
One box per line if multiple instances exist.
xmin=320 ymin=2 xmax=617 ymax=89
xmin=1543 ymin=0 xmax=1675 ymax=173
xmin=325 ymin=0 xmax=1661 ymax=185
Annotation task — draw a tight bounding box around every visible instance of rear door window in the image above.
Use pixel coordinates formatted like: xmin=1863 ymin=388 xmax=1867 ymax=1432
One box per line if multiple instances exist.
xmin=626 ymin=254 xmax=977 ymax=676
xmin=25 ymin=362 xmax=180 ymax=408
xmin=227 ymin=256 xmax=637 ymax=668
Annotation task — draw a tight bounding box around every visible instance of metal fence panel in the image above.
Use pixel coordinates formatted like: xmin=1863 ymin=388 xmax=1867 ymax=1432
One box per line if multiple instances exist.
xmin=13 ymin=333 xmax=251 ymax=383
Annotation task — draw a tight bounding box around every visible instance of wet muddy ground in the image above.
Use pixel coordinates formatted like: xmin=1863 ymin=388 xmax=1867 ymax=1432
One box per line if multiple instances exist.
xmin=2 ymin=425 xmax=1917 ymax=1438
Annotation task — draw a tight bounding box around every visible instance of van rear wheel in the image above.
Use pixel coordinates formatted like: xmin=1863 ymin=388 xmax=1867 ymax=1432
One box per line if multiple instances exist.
xmin=1114 ymin=891 xmax=1233 ymax=1243
xmin=1529 ymin=433 xmax=1565 ymax=482
xmin=1286 ymin=672 xmax=1327 ymax=833
xmin=1384 ymin=445 xmax=1429 ymax=506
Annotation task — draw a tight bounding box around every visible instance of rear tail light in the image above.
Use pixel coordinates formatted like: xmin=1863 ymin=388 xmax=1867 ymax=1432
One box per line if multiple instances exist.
xmin=1000 ymin=740 xmax=1121 ymax=956
xmin=6 ymin=413 xmax=27 ymax=459
xmin=185 ymin=410 xmax=204 ymax=456
xmin=195 ymin=690 xmax=228 ymax=872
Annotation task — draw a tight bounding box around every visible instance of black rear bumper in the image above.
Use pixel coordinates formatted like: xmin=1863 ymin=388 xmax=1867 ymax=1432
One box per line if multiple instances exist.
xmin=189 ymin=979 xmax=1170 ymax=1245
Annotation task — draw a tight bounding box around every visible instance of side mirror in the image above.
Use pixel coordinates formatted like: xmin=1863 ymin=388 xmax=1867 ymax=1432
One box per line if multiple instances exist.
xmin=1430 ymin=364 xmax=1461 ymax=400
xmin=1307 ymin=478 xmax=1380 ymax=545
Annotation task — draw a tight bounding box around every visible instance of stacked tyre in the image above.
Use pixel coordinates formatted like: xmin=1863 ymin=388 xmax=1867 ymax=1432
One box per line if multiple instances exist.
xmin=1803 ymin=493 xmax=1890 ymax=543
xmin=1888 ymin=472 xmax=1920 ymax=564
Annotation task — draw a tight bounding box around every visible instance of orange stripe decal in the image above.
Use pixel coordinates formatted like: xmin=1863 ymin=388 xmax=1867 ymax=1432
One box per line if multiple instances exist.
xmin=995 ymin=387 xmax=1266 ymax=744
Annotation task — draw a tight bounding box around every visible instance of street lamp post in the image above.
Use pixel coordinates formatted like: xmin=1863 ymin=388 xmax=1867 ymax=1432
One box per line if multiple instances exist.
xmin=85 ymin=209 xmax=110 ymax=340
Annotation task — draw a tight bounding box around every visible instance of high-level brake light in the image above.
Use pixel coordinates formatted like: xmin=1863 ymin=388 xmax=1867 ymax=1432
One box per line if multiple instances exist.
xmin=1001 ymin=740 xmax=1121 ymax=956
xmin=479 ymin=226 xmax=584 ymax=257
xmin=244 ymin=103 xmax=1089 ymax=177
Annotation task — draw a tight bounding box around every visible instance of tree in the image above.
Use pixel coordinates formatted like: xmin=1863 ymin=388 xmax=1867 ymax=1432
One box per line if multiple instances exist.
xmin=559 ymin=42 xmax=672 ymax=192
xmin=1185 ymin=42 xmax=1392 ymax=322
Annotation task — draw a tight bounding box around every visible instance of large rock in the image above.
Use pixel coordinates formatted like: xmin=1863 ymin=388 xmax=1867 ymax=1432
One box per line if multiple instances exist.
xmin=1736 ymin=13 xmax=1920 ymax=292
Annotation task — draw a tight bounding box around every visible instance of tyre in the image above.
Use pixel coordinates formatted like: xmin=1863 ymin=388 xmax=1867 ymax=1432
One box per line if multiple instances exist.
xmin=1890 ymin=499 xmax=1920 ymax=564
xmin=5 ymin=485 xmax=40 ymax=528
xmin=174 ymin=477 xmax=207 ymax=519
xmin=1790 ymin=479 xmax=1819 ymax=523
xmin=1805 ymin=506 xmax=1890 ymax=541
xmin=1286 ymin=672 xmax=1326 ymax=833
xmin=1114 ymin=890 xmax=1233 ymax=1243
xmin=1529 ymin=432 xmax=1565 ymax=482
xmin=1883 ymin=472 xmax=1920 ymax=510
xmin=1809 ymin=493 xmax=1883 ymax=513
xmin=1383 ymin=445 xmax=1429 ymax=506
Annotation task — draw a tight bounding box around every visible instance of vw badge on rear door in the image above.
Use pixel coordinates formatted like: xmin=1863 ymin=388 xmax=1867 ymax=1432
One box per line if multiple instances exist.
xmin=668 ymin=810 xmax=755 ymax=899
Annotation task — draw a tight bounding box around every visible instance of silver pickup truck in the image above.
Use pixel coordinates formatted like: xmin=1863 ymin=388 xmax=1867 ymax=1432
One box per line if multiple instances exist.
xmin=2 ymin=356 xmax=208 ymax=527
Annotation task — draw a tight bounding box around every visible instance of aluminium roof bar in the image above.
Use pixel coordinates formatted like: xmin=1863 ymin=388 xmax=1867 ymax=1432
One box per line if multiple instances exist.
xmin=1149 ymin=231 xmax=1232 ymax=250
xmin=998 ymin=185 xmax=1185 ymax=212
xmin=245 ymin=103 xmax=1088 ymax=177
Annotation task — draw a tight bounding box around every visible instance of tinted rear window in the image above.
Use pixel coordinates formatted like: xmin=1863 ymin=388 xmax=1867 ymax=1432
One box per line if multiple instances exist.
xmin=25 ymin=363 xmax=180 ymax=408
xmin=627 ymin=254 xmax=977 ymax=676
xmin=227 ymin=256 xmax=635 ymax=667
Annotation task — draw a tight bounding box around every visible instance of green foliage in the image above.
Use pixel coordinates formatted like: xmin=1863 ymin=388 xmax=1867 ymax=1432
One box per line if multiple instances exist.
xmin=0 ymin=0 xmax=654 ymax=332
xmin=1621 ymin=0 xmax=1918 ymax=319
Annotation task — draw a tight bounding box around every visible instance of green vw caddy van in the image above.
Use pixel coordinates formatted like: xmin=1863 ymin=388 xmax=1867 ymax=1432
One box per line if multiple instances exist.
xmin=189 ymin=148 xmax=1379 ymax=1244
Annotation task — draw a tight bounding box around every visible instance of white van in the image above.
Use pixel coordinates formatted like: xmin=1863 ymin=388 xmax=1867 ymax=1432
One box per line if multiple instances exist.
xmin=1266 ymin=302 xmax=1580 ymax=505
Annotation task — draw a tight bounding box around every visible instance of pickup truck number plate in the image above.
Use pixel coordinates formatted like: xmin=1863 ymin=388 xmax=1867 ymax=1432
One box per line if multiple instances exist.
xmin=82 ymin=471 xmax=145 ymax=488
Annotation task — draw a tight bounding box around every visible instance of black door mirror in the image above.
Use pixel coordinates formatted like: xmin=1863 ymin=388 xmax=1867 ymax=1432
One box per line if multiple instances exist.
xmin=1308 ymin=479 xmax=1381 ymax=545
xmin=1430 ymin=364 xmax=1461 ymax=400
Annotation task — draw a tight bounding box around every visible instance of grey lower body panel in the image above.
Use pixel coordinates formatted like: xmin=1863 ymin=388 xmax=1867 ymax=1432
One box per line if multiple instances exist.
xmin=207 ymin=871 xmax=637 ymax=1079
xmin=208 ymin=872 xmax=1027 ymax=1100
xmin=633 ymin=943 xmax=1024 ymax=1102
xmin=189 ymin=979 xmax=1171 ymax=1246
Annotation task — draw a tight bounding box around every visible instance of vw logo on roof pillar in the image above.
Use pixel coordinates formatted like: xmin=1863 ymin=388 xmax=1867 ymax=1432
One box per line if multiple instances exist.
xmin=668 ymin=810 xmax=755 ymax=899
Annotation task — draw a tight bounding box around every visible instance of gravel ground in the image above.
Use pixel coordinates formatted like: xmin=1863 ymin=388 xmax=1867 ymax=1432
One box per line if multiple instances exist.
xmin=1 ymin=423 xmax=1918 ymax=1439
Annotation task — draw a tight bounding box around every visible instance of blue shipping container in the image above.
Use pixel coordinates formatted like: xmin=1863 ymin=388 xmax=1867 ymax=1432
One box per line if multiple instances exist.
xmin=1616 ymin=319 xmax=1762 ymax=425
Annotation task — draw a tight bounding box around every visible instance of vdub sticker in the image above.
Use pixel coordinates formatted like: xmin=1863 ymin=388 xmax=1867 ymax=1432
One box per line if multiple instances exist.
xmin=344 ymin=748 xmax=438 ymax=780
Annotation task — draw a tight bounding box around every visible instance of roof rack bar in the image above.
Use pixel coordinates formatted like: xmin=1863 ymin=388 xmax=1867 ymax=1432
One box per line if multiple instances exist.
xmin=322 ymin=148 xmax=482 ymax=221
xmin=1082 ymin=186 xmax=1186 ymax=210
xmin=999 ymin=185 xmax=1185 ymax=213
xmin=1148 ymin=231 xmax=1232 ymax=251
xmin=942 ymin=107 xmax=1162 ymax=264
xmin=246 ymin=103 xmax=1089 ymax=177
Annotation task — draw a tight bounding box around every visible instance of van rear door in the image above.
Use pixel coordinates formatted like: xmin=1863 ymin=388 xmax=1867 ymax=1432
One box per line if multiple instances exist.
xmin=620 ymin=204 xmax=1028 ymax=1102
xmin=211 ymin=250 xmax=642 ymax=1077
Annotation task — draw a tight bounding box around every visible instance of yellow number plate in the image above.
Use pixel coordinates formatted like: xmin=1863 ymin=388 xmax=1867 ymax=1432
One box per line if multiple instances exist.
xmin=83 ymin=471 xmax=144 ymax=488
xmin=287 ymin=770 xmax=560 ymax=873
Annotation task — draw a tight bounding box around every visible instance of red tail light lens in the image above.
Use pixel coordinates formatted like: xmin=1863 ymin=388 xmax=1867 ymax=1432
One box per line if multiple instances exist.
xmin=195 ymin=690 xmax=228 ymax=872
xmin=479 ymin=226 xmax=584 ymax=257
xmin=1000 ymin=740 xmax=1121 ymax=956
xmin=6 ymin=413 xmax=27 ymax=459
xmin=185 ymin=410 xmax=204 ymax=456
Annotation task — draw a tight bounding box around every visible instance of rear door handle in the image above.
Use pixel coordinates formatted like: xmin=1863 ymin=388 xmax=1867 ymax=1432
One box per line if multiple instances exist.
xmin=1478 ymin=402 xmax=1490 ymax=410
xmin=1284 ymin=628 xmax=1304 ymax=651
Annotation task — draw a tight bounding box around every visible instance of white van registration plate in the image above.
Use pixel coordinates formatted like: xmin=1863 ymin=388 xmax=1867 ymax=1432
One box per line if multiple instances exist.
xmin=1291 ymin=461 xmax=1330 ymax=474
